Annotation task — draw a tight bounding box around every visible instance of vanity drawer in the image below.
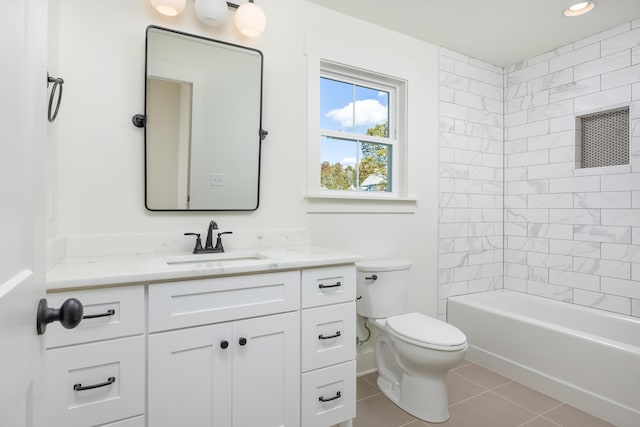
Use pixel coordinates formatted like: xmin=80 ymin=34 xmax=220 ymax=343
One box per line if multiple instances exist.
xmin=301 ymin=361 xmax=356 ymax=427
xmin=46 ymin=285 xmax=145 ymax=348
xmin=46 ymin=336 xmax=145 ymax=427
xmin=148 ymin=271 xmax=300 ymax=332
xmin=301 ymin=266 xmax=356 ymax=309
xmin=301 ymin=302 xmax=356 ymax=372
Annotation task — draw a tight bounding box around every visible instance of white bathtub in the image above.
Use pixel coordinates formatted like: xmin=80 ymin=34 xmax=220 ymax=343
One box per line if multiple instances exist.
xmin=447 ymin=290 xmax=640 ymax=427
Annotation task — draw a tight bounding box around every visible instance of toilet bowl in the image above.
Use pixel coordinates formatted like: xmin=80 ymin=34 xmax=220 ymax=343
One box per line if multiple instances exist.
xmin=356 ymin=260 xmax=467 ymax=423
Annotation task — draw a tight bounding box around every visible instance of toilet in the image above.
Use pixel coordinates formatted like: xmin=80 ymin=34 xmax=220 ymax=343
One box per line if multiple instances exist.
xmin=356 ymin=259 xmax=467 ymax=423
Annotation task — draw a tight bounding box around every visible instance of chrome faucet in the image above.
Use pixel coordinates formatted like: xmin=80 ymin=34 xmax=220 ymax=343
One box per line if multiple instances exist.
xmin=184 ymin=220 xmax=233 ymax=254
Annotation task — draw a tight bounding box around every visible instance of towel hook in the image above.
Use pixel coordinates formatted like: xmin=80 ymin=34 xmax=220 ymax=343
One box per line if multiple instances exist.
xmin=47 ymin=73 xmax=64 ymax=122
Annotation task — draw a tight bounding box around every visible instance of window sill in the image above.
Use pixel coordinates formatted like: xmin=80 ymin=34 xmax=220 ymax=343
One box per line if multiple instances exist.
xmin=304 ymin=194 xmax=417 ymax=213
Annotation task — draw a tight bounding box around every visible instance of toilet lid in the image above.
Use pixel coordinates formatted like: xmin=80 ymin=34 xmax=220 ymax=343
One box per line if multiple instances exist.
xmin=386 ymin=313 xmax=467 ymax=351
xmin=356 ymin=259 xmax=412 ymax=272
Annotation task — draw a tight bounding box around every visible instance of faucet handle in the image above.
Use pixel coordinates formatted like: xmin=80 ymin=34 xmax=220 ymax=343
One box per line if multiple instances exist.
xmin=214 ymin=231 xmax=233 ymax=252
xmin=184 ymin=232 xmax=204 ymax=254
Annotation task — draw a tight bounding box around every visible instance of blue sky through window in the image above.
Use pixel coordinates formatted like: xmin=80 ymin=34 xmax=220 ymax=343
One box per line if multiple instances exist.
xmin=320 ymin=77 xmax=389 ymax=165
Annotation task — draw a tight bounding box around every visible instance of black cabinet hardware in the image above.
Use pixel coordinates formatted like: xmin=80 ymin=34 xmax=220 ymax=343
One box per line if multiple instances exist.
xmin=318 ymin=281 xmax=341 ymax=289
xmin=82 ymin=309 xmax=115 ymax=319
xmin=318 ymin=331 xmax=341 ymax=340
xmin=73 ymin=377 xmax=115 ymax=391
xmin=319 ymin=391 xmax=341 ymax=402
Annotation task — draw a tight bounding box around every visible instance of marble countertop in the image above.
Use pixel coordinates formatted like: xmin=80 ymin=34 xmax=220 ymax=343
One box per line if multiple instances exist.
xmin=47 ymin=246 xmax=361 ymax=291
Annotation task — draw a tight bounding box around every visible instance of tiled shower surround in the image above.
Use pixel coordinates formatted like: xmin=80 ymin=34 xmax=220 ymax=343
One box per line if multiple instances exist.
xmin=439 ymin=19 xmax=640 ymax=319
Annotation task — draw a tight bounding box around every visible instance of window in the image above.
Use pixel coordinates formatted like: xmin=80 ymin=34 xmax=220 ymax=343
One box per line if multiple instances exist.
xmin=315 ymin=61 xmax=405 ymax=198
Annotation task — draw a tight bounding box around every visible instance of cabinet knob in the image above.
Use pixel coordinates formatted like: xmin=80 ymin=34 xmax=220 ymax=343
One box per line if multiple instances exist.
xmin=239 ymin=337 xmax=247 ymax=346
xmin=36 ymin=298 xmax=84 ymax=335
xmin=220 ymin=340 xmax=229 ymax=349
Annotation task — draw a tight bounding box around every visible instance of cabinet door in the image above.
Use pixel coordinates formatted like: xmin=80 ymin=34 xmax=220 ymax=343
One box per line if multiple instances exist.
xmin=233 ymin=311 xmax=300 ymax=427
xmin=148 ymin=323 xmax=233 ymax=427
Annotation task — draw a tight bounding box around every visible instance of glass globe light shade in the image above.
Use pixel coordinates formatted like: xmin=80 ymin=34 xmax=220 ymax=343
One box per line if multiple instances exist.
xmin=194 ymin=0 xmax=228 ymax=26
xmin=150 ymin=0 xmax=186 ymax=16
xmin=234 ymin=2 xmax=266 ymax=37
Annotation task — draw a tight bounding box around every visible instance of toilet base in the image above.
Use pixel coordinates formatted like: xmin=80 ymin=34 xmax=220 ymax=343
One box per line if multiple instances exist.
xmin=377 ymin=371 xmax=450 ymax=423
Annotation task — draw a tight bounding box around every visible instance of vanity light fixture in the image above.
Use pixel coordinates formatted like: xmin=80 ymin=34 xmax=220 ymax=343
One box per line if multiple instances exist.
xmin=232 ymin=1 xmax=266 ymax=37
xmin=563 ymin=1 xmax=595 ymax=17
xmin=149 ymin=0 xmax=266 ymax=37
xmin=150 ymin=0 xmax=186 ymax=16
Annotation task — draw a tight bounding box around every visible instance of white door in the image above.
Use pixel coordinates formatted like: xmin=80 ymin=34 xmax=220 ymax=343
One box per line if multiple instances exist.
xmin=0 ymin=0 xmax=48 ymax=426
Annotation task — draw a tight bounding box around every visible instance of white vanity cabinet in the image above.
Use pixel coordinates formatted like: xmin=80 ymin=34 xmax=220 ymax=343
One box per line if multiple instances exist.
xmin=147 ymin=271 xmax=301 ymax=427
xmin=46 ymin=262 xmax=357 ymax=427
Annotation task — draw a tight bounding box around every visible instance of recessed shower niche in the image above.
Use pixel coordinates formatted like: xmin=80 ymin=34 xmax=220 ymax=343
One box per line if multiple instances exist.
xmin=576 ymin=106 xmax=630 ymax=169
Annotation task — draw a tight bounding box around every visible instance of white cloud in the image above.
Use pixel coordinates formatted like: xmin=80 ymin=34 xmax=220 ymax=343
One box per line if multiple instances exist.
xmin=341 ymin=157 xmax=357 ymax=166
xmin=326 ymin=99 xmax=387 ymax=128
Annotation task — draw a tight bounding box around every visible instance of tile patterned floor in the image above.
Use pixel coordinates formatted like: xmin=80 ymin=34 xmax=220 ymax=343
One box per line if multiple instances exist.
xmin=352 ymin=360 xmax=615 ymax=427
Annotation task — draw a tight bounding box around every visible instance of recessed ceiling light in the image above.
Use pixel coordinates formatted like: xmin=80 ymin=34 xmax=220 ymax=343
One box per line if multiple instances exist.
xmin=564 ymin=1 xmax=595 ymax=17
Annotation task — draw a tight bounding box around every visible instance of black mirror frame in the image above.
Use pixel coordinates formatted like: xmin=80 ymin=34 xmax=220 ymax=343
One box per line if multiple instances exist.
xmin=139 ymin=25 xmax=265 ymax=212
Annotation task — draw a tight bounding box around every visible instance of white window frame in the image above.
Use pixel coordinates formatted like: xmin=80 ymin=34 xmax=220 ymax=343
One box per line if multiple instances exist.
xmin=307 ymin=59 xmax=412 ymax=210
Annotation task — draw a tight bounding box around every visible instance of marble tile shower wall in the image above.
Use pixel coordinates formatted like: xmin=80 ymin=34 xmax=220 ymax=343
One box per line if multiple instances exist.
xmin=438 ymin=48 xmax=505 ymax=319
xmin=503 ymin=20 xmax=640 ymax=317
xmin=438 ymin=19 xmax=640 ymax=319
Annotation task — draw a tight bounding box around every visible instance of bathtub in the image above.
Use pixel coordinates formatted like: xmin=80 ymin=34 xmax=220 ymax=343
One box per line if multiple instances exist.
xmin=447 ymin=290 xmax=640 ymax=427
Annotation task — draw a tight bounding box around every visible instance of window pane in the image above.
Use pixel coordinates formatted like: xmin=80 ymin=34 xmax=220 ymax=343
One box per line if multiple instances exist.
xmin=355 ymin=85 xmax=389 ymax=137
xmin=320 ymin=136 xmax=358 ymax=190
xmin=359 ymin=142 xmax=391 ymax=192
xmin=320 ymin=77 xmax=355 ymax=133
xmin=321 ymin=78 xmax=390 ymax=138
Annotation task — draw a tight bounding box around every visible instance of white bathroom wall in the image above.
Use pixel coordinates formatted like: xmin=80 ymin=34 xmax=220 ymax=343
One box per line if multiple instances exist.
xmin=503 ymin=20 xmax=640 ymax=317
xmin=437 ymin=49 xmax=505 ymax=319
xmin=48 ymin=0 xmax=441 ymax=318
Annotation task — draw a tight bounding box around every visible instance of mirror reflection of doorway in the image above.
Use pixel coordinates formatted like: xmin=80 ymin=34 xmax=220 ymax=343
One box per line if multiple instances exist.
xmin=147 ymin=78 xmax=193 ymax=209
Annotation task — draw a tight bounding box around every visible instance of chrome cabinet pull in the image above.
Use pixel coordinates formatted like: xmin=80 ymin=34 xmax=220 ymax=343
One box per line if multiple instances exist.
xmin=319 ymin=391 xmax=341 ymax=402
xmin=82 ymin=309 xmax=115 ymax=319
xmin=318 ymin=331 xmax=341 ymax=340
xmin=318 ymin=281 xmax=341 ymax=289
xmin=73 ymin=377 xmax=115 ymax=391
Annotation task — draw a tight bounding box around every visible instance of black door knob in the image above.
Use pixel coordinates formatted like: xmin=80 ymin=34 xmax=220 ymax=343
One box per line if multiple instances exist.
xmin=239 ymin=337 xmax=247 ymax=346
xmin=36 ymin=298 xmax=84 ymax=335
xmin=220 ymin=340 xmax=229 ymax=349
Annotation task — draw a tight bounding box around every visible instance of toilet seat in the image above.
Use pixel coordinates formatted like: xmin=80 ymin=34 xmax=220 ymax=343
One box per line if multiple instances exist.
xmin=386 ymin=313 xmax=467 ymax=351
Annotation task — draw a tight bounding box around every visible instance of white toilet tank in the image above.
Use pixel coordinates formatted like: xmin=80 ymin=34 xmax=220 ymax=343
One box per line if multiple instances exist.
xmin=356 ymin=259 xmax=412 ymax=319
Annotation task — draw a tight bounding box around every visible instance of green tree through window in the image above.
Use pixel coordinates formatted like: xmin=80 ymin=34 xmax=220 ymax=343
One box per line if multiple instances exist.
xmin=320 ymin=122 xmax=390 ymax=191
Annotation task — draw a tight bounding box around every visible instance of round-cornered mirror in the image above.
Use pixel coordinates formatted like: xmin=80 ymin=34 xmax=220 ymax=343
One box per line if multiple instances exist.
xmin=144 ymin=26 xmax=263 ymax=211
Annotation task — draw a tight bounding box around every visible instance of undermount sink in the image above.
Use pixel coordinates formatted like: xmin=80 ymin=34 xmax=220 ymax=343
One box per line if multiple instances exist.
xmin=164 ymin=252 xmax=268 ymax=265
